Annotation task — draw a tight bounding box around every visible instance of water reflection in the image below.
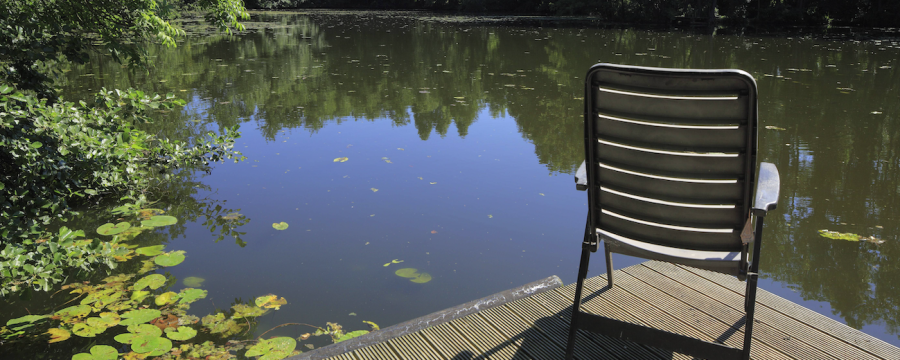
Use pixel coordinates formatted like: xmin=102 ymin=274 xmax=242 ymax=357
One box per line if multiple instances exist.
xmin=56 ymin=12 xmax=900 ymax=344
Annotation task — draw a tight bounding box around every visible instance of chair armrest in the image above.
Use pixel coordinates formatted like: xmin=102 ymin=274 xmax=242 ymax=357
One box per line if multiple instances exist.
xmin=575 ymin=161 xmax=588 ymax=191
xmin=752 ymin=162 xmax=779 ymax=216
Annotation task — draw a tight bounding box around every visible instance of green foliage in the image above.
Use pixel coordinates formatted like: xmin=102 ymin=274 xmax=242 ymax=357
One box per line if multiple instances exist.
xmin=71 ymin=345 xmax=118 ymax=360
xmin=245 ymin=337 xmax=296 ymax=359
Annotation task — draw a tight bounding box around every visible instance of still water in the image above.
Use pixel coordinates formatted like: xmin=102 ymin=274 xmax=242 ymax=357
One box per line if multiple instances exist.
xmin=9 ymin=10 xmax=900 ymax=354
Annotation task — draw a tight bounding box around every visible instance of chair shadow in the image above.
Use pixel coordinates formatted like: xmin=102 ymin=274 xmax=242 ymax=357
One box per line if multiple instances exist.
xmin=442 ymin=285 xmax=682 ymax=360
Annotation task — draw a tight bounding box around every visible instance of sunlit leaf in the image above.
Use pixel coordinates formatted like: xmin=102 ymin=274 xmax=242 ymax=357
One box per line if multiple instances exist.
xmin=97 ymin=222 xmax=131 ymax=236
xmin=255 ymin=294 xmax=287 ymax=310
xmin=333 ymin=157 xmax=349 ymax=162
xmin=55 ymin=304 xmax=91 ymax=320
xmin=131 ymin=290 xmax=150 ymax=301
xmin=154 ymin=250 xmax=186 ymax=267
xmin=363 ymin=321 xmax=380 ymax=331
xmin=72 ymin=322 xmax=106 ymax=337
xmin=46 ymin=328 xmax=70 ymax=343
xmin=135 ymin=245 xmax=165 ymax=257
xmin=178 ymin=288 xmax=208 ymax=304
xmin=410 ymin=273 xmax=432 ymax=284
xmin=165 ymin=326 xmax=197 ymax=341
xmin=394 ymin=268 xmax=418 ymax=278
xmin=182 ymin=276 xmax=205 ymax=287
xmin=370 ymin=188 xmax=378 ymax=192
xmin=119 ymin=309 xmax=162 ymax=326
xmin=155 ymin=291 xmax=178 ymax=306
xmin=133 ymin=335 xmax=172 ymax=356
xmin=7 ymin=314 xmax=48 ymax=329
xmin=245 ymin=336 xmax=296 ymax=360
xmin=336 ymin=330 xmax=369 ymax=343
xmin=134 ymin=274 xmax=166 ymax=291
xmin=141 ymin=215 xmax=178 ymax=227
xmin=72 ymin=345 xmax=118 ymax=360
xmin=272 ymin=222 xmax=289 ymax=230
xmin=818 ymin=229 xmax=860 ymax=241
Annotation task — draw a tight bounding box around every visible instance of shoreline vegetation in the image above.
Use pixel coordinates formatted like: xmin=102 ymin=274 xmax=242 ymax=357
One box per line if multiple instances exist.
xmin=241 ymin=0 xmax=900 ymax=28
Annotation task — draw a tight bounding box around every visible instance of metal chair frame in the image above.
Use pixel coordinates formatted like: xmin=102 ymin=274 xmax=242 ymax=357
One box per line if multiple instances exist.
xmin=565 ymin=63 xmax=780 ymax=360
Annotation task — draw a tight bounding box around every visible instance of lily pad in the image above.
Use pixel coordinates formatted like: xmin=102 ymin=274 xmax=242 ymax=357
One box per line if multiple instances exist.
xmin=165 ymin=326 xmax=197 ymax=341
xmin=46 ymin=328 xmax=71 ymax=343
xmin=72 ymin=322 xmax=106 ymax=337
xmin=178 ymin=288 xmax=208 ymax=304
xmin=6 ymin=314 xmax=48 ymax=330
xmin=133 ymin=335 xmax=173 ymax=355
xmin=97 ymin=222 xmax=131 ymax=236
xmin=155 ymin=291 xmax=178 ymax=306
xmin=336 ymin=330 xmax=369 ymax=343
xmin=394 ymin=268 xmax=418 ymax=278
xmin=272 ymin=222 xmax=289 ymax=230
xmin=245 ymin=336 xmax=296 ymax=360
xmin=255 ymin=294 xmax=287 ymax=310
xmin=154 ymin=250 xmax=186 ymax=267
xmin=410 ymin=273 xmax=433 ymax=284
xmin=182 ymin=276 xmax=205 ymax=287
xmin=55 ymin=304 xmax=91 ymax=320
xmin=119 ymin=309 xmax=162 ymax=326
xmin=135 ymin=245 xmax=165 ymax=256
xmin=134 ymin=274 xmax=166 ymax=291
xmin=72 ymin=345 xmax=118 ymax=360
xmin=141 ymin=215 xmax=178 ymax=227
xmin=818 ymin=229 xmax=860 ymax=241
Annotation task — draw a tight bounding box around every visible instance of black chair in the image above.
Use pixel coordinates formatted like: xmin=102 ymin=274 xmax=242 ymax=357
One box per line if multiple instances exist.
xmin=565 ymin=64 xmax=779 ymax=360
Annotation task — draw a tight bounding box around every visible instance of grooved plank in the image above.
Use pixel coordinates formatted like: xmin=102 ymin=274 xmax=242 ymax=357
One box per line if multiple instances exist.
xmin=531 ymin=288 xmax=664 ymax=359
xmin=421 ymin=323 xmax=480 ymax=359
xmin=351 ymin=342 xmax=398 ymax=359
xmin=324 ymin=353 xmax=356 ymax=360
xmin=581 ymin=276 xmax=695 ymax=360
xmin=387 ymin=333 xmax=444 ymax=360
xmin=617 ymin=266 xmax=802 ymax=360
xmin=480 ymin=306 xmax=565 ymax=360
xmin=656 ymin=262 xmax=889 ymax=359
xmin=450 ymin=313 xmax=531 ymax=360
xmin=506 ymin=296 xmax=618 ymax=360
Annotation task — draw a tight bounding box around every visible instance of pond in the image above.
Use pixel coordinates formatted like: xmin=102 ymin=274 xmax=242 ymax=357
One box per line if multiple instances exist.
xmin=3 ymin=10 xmax=900 ymax=356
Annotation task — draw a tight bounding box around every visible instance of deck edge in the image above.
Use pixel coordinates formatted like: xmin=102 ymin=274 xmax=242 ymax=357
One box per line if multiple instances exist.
xmin=286 ymin=275 xmax=564 ymax=360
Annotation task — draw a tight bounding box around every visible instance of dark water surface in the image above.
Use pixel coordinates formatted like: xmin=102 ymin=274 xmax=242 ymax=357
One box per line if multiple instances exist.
xmin=12 ymin=10 xmax=900 ymax=353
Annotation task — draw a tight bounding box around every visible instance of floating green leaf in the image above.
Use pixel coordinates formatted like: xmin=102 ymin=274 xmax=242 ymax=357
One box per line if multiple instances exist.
xmin=72 ymin=322 xmax=106 ymax=337
xmin=255 ymin=294 xmax=287 ymax=310
xmin=6 ymin=315 xmax=48 ymax=330
xmin=394 ymin=268 xmax=418 ymax=278
xmin=201 ymin=313 xmax=242 ymax=337
xmin=410 ymin=273 xmax=433 ymax=284
xmin=182 ymin=276 xmax=205 ymax=287
xmin=394 ymin=268 xmax=431 ymax=283
xmin=135 ymin=245 xmax=165 ymax=256
xmin=155 ymin=291 xmax=178 ymax=306
xmin=333 ymin=157 xmax=349 ymax=162
xmin=336 ymin=330 xmax=369 ymax=343
xmin=165 ymin=326 xmax=197 ymax=341
xmin=96 ymin=222 xmax=131 ymax=236
xmin=71 ymin=345 xmax=117 ymax=360
xmin=818 ymin=229 xmax=860 ymax=241
xmin=231 ymin=304 xmax=267 ymax=318
xmin=119 ymin=309 xmax=161 ymax=326
xmin=55 ymin=304 xmax=91 ymax=320
xmin=115 ymin=323 xmax=161 ymax=344
xmin=245 ymin=336 xmax=296 ymax=360
xmin=272 ymin=222 xmax=289 ymax=230
xmin=141 ymin=215 xmax=178 ymax=227
xmin=154 ymin=250 xmax=186 ymax=267
xmin=134 ymin=274 xmax=166 ymax=291
xmin=46 ymin=328 xmax=70 ymax=343
xmin=133 ymin=335 xmax=172 ymax=356
xmin=178 ymin=288 xmax=208 ymax=304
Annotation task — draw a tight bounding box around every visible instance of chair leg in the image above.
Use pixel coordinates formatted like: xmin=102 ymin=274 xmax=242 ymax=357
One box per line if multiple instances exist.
xmin=742 ymin=273 xmax=758 ymax=360
xmin=565 ymin=246 xmax=592 ymax=360
xmin=605 ymin=242 xmax=613 ymax=288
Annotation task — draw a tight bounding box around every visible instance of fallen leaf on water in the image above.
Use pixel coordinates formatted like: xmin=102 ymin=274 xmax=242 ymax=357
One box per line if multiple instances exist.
xmin=429 ymin=182 xmax=437 ymax=185
xmin=539 ymin=193 xmax=545 ymax=196
xmin=370 ymin=188 xmax=378 ymax=192
xmin=333 ymin=157 xmax=349 ymax=162
xmin=272 ymin=222 xmax=289 ymax=230
xmin=365 ymin=242 xmax=370 ymax=245
xmin=765 ymin=126 xmax=786 ymax=130
xmin=871 ymin=111 xmax=883 ymax=114
xmin=397 ymin=148 xmax=405 ymax=151
xmin=431 ymin=230 xmax=437 ymax=234
xmin=349 ymin=313 xmax=356 ymax=316
xmin=818 ymin=229 xmax=858 ymax=241
xmin=487 ymin=214 xmax=493 ymax=218
xmin=305 ymin=344 xmax=315 ymax=350
xmin=418 ymin=177 xmax=423 ymax=180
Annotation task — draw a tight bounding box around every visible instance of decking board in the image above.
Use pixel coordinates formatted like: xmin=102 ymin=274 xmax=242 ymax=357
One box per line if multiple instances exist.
xmin=315 ymin=261 xmax=898 ymax=360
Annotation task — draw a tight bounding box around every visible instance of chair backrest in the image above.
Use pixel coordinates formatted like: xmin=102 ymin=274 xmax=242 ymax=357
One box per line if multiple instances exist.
xmin=584 ymin=64 xmax=758 ymax=253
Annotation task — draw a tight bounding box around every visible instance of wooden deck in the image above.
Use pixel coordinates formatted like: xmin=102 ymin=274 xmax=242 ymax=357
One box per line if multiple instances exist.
xmin=293 ymin=261 xmax=900 ymax=360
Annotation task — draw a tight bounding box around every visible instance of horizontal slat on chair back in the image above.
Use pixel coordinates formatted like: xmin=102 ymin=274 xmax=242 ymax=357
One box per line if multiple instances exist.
xmin=587 ymin=65 xmax=756 ymax=252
